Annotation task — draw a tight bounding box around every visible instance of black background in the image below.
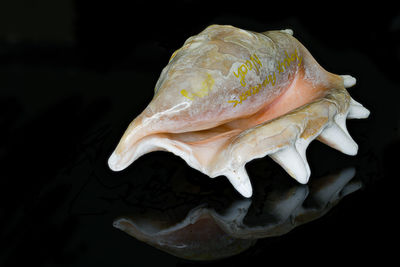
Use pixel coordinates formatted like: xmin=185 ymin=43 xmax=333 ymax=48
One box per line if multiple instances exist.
xmin=1 ymin=1 xmax=399 ymax=266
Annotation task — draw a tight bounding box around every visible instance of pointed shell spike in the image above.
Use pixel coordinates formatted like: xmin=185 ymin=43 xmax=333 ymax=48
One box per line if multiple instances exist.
xmin=348 ymin=97 xmax=371 ymax=119
xmin=340 ymin=75 xmax=356 ymax=88
xmin=269 ymin=146 xmax=310 ymax=184
xmin=317 ymin=123 xmax=358 ymax=156
xmin=226 ymin=167 xmax=253 ymax=198
xmin=295 ymin=139 xmax=312 ymax=179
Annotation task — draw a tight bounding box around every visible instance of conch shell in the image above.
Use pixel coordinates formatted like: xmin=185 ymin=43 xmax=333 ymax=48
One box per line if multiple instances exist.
xmin=108 ymin=25 xmax=370 ymax=197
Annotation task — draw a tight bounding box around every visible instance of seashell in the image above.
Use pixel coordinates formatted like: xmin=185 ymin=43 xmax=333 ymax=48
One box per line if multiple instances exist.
xmin=108 ymin=25 xmax=370 ymax=198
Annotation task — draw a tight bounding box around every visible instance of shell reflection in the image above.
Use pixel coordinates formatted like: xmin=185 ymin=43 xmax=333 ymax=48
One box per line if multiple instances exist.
xmin=113 ymin=168 xmax=360 ymax=261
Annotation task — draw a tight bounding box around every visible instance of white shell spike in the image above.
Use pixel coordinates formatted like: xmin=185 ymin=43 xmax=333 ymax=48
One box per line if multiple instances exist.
xmin=341 ymin=75 xmax=357 ymax=88
xmin=225 ymin=168 xmax=253 ymax=198
xmin=270 ymin=146 xmax=310 ymax=184
xmin=317 ymin=123 xmax=359 ymax=156
xmin=108 ymin=25 xmax=370 ymax=198
xmin=348 ymin=98 xmax=371 ymax=119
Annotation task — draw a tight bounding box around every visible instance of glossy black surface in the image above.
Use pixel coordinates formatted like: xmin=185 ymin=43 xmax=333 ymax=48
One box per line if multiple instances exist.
xmin=1 ymin=2 xmax=398 ymax=266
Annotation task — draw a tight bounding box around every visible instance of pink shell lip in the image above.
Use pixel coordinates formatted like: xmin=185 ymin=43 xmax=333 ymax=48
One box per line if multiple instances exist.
xmin=108 ymin=85 xmax=369 ymax=198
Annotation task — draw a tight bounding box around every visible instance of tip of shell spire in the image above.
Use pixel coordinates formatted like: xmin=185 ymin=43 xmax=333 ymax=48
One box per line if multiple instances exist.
xmin=280 ymin=29 xmax=294 ymax=35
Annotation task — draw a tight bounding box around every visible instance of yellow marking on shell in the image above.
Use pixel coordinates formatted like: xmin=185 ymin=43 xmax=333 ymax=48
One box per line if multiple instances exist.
xmin=181 ymin=89 xmax=194 ymax=100
xmin=169 ymin=49 xmax=181 ymax=62
xmin=180 ymin=73 xmax=215 ymax=100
